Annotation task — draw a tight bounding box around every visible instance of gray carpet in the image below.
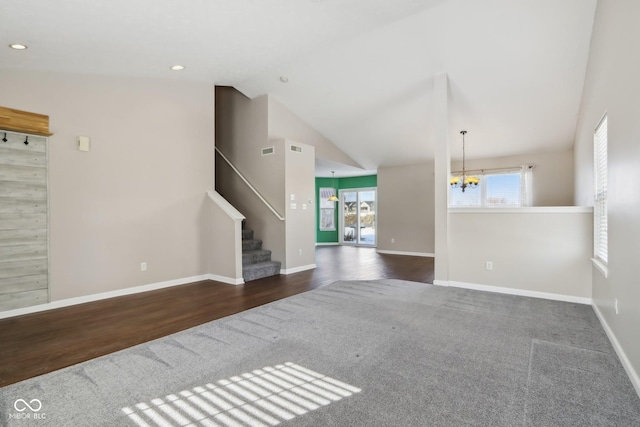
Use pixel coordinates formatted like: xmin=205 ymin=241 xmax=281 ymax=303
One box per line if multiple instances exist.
xmin=1 ymin=280 xmax=639 ymax=426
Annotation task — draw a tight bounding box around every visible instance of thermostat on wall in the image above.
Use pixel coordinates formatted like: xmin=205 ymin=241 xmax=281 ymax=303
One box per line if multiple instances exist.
xmin=78 ymin=136 xmax=90 ymax=152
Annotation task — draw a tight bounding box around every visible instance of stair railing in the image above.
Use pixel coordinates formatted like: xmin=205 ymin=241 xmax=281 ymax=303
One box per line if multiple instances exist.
xmin=215 ymin=147 xmax=285 ymax=221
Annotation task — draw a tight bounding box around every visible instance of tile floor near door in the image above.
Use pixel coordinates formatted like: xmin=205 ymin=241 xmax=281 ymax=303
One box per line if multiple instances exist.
xmin=0 ymin=246 xmax=434 ymax=386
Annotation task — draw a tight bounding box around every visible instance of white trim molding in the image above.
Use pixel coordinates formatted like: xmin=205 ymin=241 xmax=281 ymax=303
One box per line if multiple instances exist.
xmin=591 ymin=258 xmax=609 ymax=278
xmin=449 ymin=206 xmax=593 ymax=214
xmin=208 ymin=274 xmax=244 ymax=286
xmin=448 ymin=281 xmax=592 ymax=305
xmin=280 ymin=264 xmax=316 ymax=275
xmin=432 ymin=280 xmax=450 ymax=287
xmin=592 ymin=303 xmax=640 ymax=398
xmin=0 ymin=274 xmax=218 ymax=320
xmin=207 ymin=190 xmax=245 ymax=221
xmin=315 ymin=242 xmax=339 ymax=246
xmin=377 ymin=250 xmax=434 ymax=257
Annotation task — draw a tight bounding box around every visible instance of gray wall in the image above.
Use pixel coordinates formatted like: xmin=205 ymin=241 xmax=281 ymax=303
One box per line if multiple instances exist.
xmin=0 ymin=69 xmax=215 ymax=302
xmin=377 ymin=162 xmax=434 ymax=255
xmin=573 ymin=0 xmax=640 ymax=392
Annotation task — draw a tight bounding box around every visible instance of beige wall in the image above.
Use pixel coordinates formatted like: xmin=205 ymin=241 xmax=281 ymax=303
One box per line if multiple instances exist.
xmin=573 ymin=0 xmax=640 ymax=391
xmin=449 ymin=209 xmax=592 ymax=299
xmin=268 ymin=97 xmax=362 ymax=169
xmin=215 ymin=87 xmax=286 ymax=265
xmin=0 ymin=70 xmax=215 ymax=301
xmin=215 ymin=87 xmax=360 ymax=270
xmin=452 ymin=150 xmax=574 ymax=206
xmin=207 ymin=192 xmax=244 ymax=282
xmin=377 ymin=149 xmax=572 ymax=255
xmin=216 ymin=91 xmax=282 ymax=210
xmin=283 ymin=141 xmax=316 ymax=270
xmin=377 ymin=163 xmax=434 ymax=254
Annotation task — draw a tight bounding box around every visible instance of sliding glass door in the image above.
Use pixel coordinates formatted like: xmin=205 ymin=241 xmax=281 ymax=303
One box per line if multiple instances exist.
xmin=339 ymin=188 xmax=376 ymax=246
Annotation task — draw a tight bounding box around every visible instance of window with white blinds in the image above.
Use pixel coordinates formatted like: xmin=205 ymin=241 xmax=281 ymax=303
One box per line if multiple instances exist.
xmin=594 ymin=114 xmax=608 ymax=264
xmin=449 ymin=167 xmax=533 ymax=208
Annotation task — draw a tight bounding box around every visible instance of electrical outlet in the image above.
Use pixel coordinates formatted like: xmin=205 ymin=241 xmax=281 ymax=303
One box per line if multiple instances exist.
xmin=615 ymin=298 xmax=619 ymax=315
xmin=298 ymin=249 xmax=302 ymax=256
xmin=141 ymin=262 xmax=147 ymax=271
xmin=391 ymin=238 xmax=395 ymax=244
xmin=485 ymin=261 xmax=493 ymax=271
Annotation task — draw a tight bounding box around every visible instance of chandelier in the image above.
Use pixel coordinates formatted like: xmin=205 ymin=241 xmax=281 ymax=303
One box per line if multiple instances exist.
xmin=328 ymin=171 xmax=339 ymax=201
xmin=450 ymin=130 xmax=479 ymax=192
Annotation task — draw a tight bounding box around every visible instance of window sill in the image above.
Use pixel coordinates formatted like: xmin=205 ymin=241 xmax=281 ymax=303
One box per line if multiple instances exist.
xmin=592 ymin=258 xmax=609 ymax=278
xmin=449 ymin=207 xmax=593 ymax=214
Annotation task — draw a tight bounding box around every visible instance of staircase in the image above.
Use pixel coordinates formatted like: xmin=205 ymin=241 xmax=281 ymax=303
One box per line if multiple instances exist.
xmin=242 ymin=226 xmax=281 ymax=281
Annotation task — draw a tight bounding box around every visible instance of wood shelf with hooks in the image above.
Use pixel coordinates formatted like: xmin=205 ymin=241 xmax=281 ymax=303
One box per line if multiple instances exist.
xmin=0 ymin=106 xmax=53 ymax=136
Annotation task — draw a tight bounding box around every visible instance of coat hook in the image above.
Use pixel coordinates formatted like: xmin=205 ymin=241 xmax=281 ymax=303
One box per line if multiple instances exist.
xmin=24 ymin=136 xmax=29 ymax=145
xmin=2 ymin=133 xmax=6 ymax=142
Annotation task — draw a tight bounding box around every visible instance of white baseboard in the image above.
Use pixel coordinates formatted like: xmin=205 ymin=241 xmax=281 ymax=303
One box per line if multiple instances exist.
xmin=448 ymin=280 xmax=592 ymax=305
xmin=315 ymin=242 xmax=339 ymax=246
xmin=432 ymin=280 xmax=450 ymax=287
xmin=376 ymin=250 xmax=435 ymax=257
xmin=280 ymin=264 xmax=316 ymax=274
xmin=592 ymin=303 xmax=640 ymax=398
xmin=208 ymin=274 xmax=244 ymax=285
xmin=0 ymin=274 xmax=238 ymax=320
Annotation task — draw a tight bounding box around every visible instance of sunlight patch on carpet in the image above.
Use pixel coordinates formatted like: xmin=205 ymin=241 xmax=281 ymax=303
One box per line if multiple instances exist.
xmin=122 ymin=362 xmax=361 ymax=427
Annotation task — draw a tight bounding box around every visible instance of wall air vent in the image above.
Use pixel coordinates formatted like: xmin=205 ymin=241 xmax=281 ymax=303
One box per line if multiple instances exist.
xmin=290 ymin=145 xmax=302 ymax=153
xmin=261 ymin=146 xmax=275 ymax=156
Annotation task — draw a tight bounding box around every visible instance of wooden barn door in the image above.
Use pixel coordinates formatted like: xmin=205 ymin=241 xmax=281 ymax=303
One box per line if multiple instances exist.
xmin=0 ymin=131 xmax=49 ymax=311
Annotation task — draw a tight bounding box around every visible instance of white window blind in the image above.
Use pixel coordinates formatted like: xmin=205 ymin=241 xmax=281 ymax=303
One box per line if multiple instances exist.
xmin=594 ymin=114 xmax=608 ymax=264
xmin=449 ymin=166 xmax=533 ymax=208
xmin=485 ymin=172 xmax=521 ymax=207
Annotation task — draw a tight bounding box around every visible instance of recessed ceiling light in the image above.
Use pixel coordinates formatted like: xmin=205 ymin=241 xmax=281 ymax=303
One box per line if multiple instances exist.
xmin=9 ymin=44 xmax=28 ymax=50
xmin=170 ymin=65 xmax=185 ymax=71
xmin=280 ymin=76 xmax=289 ymax=83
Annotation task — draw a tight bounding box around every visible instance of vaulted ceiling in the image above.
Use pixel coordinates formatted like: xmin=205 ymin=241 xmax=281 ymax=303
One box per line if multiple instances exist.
xmin=1 ymin=0 xmax=597 ymax=176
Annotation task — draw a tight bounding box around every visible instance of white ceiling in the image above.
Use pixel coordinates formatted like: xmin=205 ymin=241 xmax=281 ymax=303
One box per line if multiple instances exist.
xmin=1 ymin=0 xmax=597 ymax=175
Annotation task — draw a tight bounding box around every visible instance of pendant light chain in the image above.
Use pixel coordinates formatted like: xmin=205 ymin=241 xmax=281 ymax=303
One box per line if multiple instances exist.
xmin=450 ymin=130 xmax=479 ymax=193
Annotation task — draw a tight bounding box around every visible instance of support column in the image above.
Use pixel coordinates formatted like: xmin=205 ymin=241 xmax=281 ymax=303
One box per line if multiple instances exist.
xmin=433 ymin=73 xmax=450 ymax=286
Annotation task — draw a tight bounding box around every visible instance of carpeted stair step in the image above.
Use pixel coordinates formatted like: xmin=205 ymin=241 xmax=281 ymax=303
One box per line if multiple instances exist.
xmin=240 ymin=227 xmax=280 ymax=281
xmin=242 ymin=229 xmax=253 ymax=241
xmin=242 ymin=249 xmax=272 ymax=265
xmin=243 ymin=261 xmax=281 ymax=282
xmin=242 ymin=239 xmax=262 ymax=251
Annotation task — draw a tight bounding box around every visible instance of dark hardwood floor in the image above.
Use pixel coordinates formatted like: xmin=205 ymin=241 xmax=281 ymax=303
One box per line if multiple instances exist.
xmin=0 ymin=246 xmax=433 ymax=387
